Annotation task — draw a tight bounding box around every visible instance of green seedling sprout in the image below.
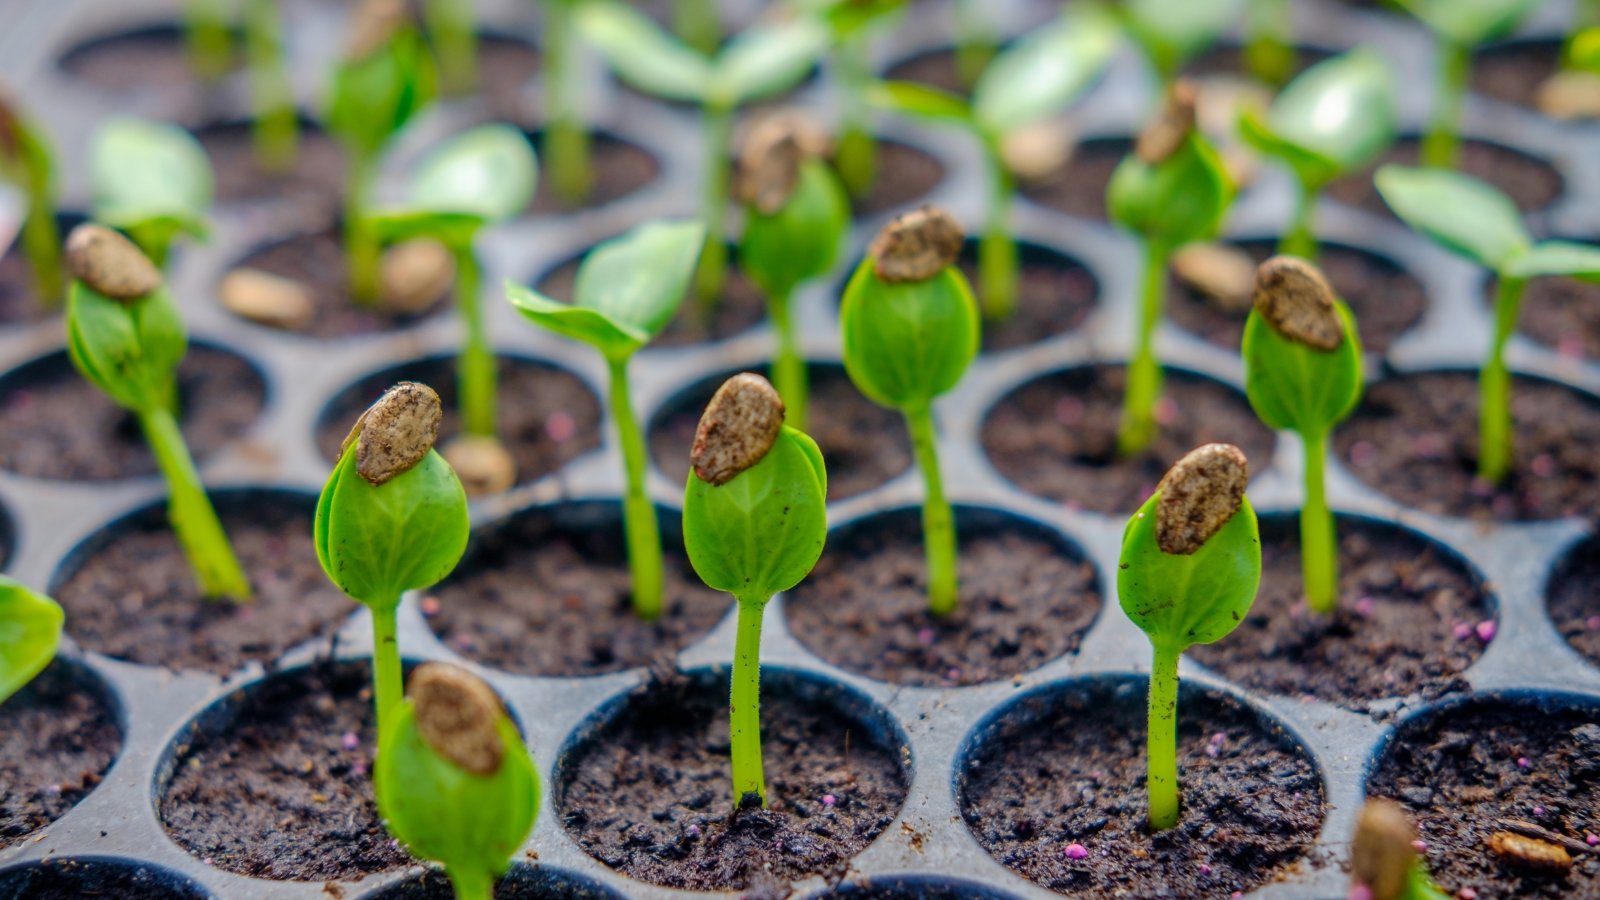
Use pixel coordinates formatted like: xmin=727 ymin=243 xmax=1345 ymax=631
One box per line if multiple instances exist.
xmin=1375 ymin=165 xmax=1600 ymax=485
xmin=868 ymin=3 xmax=1120 ymax=320
xmin=1239 ymin=49 xmax=1396 ymax=261
xmin=376 ymin=663 xmax=537 ymax=900
xmin=63 ymin=224 xmax=249 ymax=601
xmin=0 ymin=576 xmax=63 ymax=706
xmin=0 ymin=87 xmax=64 ymax=306
xmin=541 ymin=0 xmax=594 ymax=202
xmin=244 ymin=0 xmax=298 ymax=174
xmin=576 ymin=0 xmax=827 ymax=306
xmin=840 ymin=206 xmax=979 ymax=616
xmin=735 ymin=116 xmax=848 ymax=430
xmin=1108 ymin=82 xmax=1235 ymax=456
xmin=89 ymin=118 xmax=214 ymax=269
xmin=1114 ymin=0 xmax=1246 ymax=89
xmin=683 ymin=373 xmax=826 ymax=808
xmin=1350 ymin=799 xmax=1450 ymax=900
xmin=950 ymin=0 xmax=995 ymax=87
xmin=1242 ymin=257 xmax=1362 ymax=614
xmin=316 ymin=382 xmax=470 ymax=740
xmin=796 ymin=0 xmax=906 ymax=197
xmin=424 ymin=0 xmax=478 ymax=95
xmin=505 ymin=220 xmax=706 ymax=619
xmin=185 ymin=0 xmax=233 ymax=81
xmin=1119 ymin=442 xmax=1260 ymax=831
xmin=1244 ymin=0 xmax=1293 ymax=85
xmin=674 ymin=0 xmax=720 ymax=55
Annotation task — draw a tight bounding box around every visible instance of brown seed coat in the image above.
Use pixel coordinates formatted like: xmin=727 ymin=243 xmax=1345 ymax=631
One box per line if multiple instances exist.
xmin=1253 ymin=255 xmax=1344 ymax=351
xmin=691 ymin=373 xmax=786 ymax=486
xmin=1352 ymin=799 xmax=1418 ymax=900
xmin=64 ymin=224 xmax=164 ymax=301
xmin=1488 ymin=831 xmax=1574 ymax=873
xmin=345 ymin=0 xmax=409 ymax=60
xmin=869 ymin=205 xmax=964 ymax=283
xmin=736 ymin=114 xmax=829 ymax=215
xmin=1154 ymin=443 xmax=1248 ymax=555
xmin=409 ymin=663 xmax=507 ymax=776
xmin=341 ymin=381 xmax=443 ymax=486
xmin=1135 ymin=80 xmax=1198 ymax=166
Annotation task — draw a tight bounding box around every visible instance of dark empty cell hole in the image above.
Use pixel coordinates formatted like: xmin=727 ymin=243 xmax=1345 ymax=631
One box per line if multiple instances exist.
xmin=0 ymin=660 xmax=121 ymax=850
xmin=1017 ymin=135 xmax=1135 ymax=222
xmin=1487 ymin=262 xmax=1600 ymax=361
xmin=1327 ymin=136 xmax=1563 ymax=216
xmin=58 ymin=23 xmax=240 ymax=92
xmin=1333 ymin=370 xmax=1600 ymax=521
xmin=957 ymin=675 xmax=1325 ymax=897
xmin=555 ymin=667 xmax=909 ymax=890
xmin=192 ymin=116 xmax=346 ymax=211
xmin=811 ymin=876 xmax=1024 ymax=899
xmin=0 ymin=211 xmax=87 ymax=328
xmin=315 ymin=353 xmax=602 ymax=488
xmin=981 ymin=364 xmax=1276 ymax=515
xmin=0 ymin=342 xmax=265 ymax=481
xmin=1546 ymin=534 xmax=1600 ymax=669
xmin=1188 ymin=513 xmax=1493 ymax=712
xmin=524 ymin=128 xmax=660 ymax=214
xmin=1366 ymin=694 xmax=1600 ymax=898
xmin=883 ymin=46 xmax=971 ymax=97
xmin=465 ymin=32 xmax=542 ymax=109
xmin=1472 ymin=38 xmax=1564 ymax=110
xmin=0 ymin=857 xmax=209 ymax=900
xmin=359 ymin=863 xmax=626 ymax=899
xmin=846 ymin=138 xmax=946 ymax=217
xmin=425 ymin=500 xmax=730 ymax=677
xmin=1183 ymin=42 xmax=1335 ymax=79
xmin=784 ymin=505 xmax=1102 ymax=687
xmin=50 ymin=489 xmax=355 ymax=676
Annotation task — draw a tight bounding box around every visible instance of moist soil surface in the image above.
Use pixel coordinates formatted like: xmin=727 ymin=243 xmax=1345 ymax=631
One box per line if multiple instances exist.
xmin=982 ymin=365 xmax=1277 ymax=515
xmin=557 ymin=671 xmax=908 ymax=891
xmin=1367 ymin=698 xmax=1600 ymax=898
xmin=159 ymin=660 xmax=411 ymax=881
xmin=883 ymin=47 xmax=969 ymax=97
xmin=59 ymin=25 xmax=238 ymax=95
xmin=0 ymin=661 xmax=121 ymax=849
xmin=784 ymin=509 xmax=1102 ymax=687
xmin=818 ymin=879 xmax=1005 ymax=899
xmin=1169 ymin=240 xmax=1426 ymax=355
xmin=425 ymin=506 xmax=730 ymax=677
xmin=1188 ymin=516 xmax=1490 ymax=713
xmin=526 ymin=130 xmax=660 ymax=214
xmin=959 ymin=678 xmax=1325 ymax=897
xmin=1545 ymin=535 xmax=1600 ymax=668
xmin=1332 ymin=371 xmax=1600 ymax=521
xmin=847 ymin=140 xmax=946 ymax=217
xmin=366 ymin=867 xmax=621 ymax=899
xmin=0 ymin=345 xmax=264 ymax=481
xmin=1018 ymin=137 xmax=1135 ymax=223
xmin=1327 ymin=137 xmax=1562 ymax=216
xmin=314 ymin=354 xmax=602 ymax=487
xmin=957 ymin=242 xmax=1099 ymax=353
xmin=1183 ymin=44 xmax=1333 ymax=80
xmin=0 ymin=858 xmax=206 ymax=900
xmin=470 ymin=34 xmax=542 ymax=116
xmin=194 ymin=119 xmax=345 ymax=218
xmin=1490 ymin=269 xmax=1600 ymax=361
xmin=648 ymin=364 xmax=911 ymax=502
xmin=535 ymin=246 xmax=766 ymax=347
xmin=1472 ymin=39 xmax=1563 ymax=109
xmin=52 ymin=494 xmax=356 ymax=676
xmin=0 ymin=212 xmax=83 ymax=327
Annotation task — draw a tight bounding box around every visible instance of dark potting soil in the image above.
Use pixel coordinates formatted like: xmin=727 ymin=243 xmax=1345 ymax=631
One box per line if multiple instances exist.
xmin=470 ymin=35 xmax=542 ymax=116
xmin=557 ymin=671 xmax=909 ymax=891
xmin=1187 ymin=516 xmax=1490 ymax=713
xmin=0 ymin=345 xmax=265 ymax=481
xmin=958 ymin=678 xmax=1325 ymax=896
xmin=784 ymin=509 xmax=1102 ymax=687
xmin=1491 ymin=270 xmax=1600 ymax=361
xmin=1326 ymin=138 xmax=1563 ymax=216
xmin=883 ymin=47 xmax=968 ymax=97
xmin=314 ymin=354 xmax=602 ymax=487
xmin=58 ymin=25 xmax=237 ymax=94
xmin=52 ymin=494 xmax=356 ymax=676
xmin=817 ymin=878 xmax=1007 ymax=899
xmin=0 ymin=661 xmax=121 ymax=849
xmin=957 ymin=242 xmax=1099 ymax=353
xmin=1332 ymin=371 xmax=1600 ymax=521
xmin=1472 ymin=39 xmax=1563 ymax=110
xmin=0 ymin=858 xmax=207 ymax=900
xmin=1017 ymin=137 xmax=1136 ymax=223
xmin=1546 ymin=534 xmax=1600 ymax=668
xmin=425 ymin=506 xmax=730 ymax=677
xmin=1168 ymin=240 xmax=1426 ymax=355
xmin=194 ymin=119 xmax=345 ymax=217
xmin=526 ymin=130 xmax=660 ymax=214
xmin=1183 ymin=44 xmax=1333 ymax=80
xmin=0 ymin=244 xmax=54 ymax=328
xmin=158 ymin=660 xmax=411 ymax=881
xmin=648 ymin=364 xmax=912 ymax=502
xmin=981 ymin=365 xmax=1277 ymax=515
xmin=848 ymin=140 xmax=946 ymax=217
xmin=366 ymin=865 xmax=623 ymax=899
xmin=1367 ymin=698 xmax=1600 ymax=898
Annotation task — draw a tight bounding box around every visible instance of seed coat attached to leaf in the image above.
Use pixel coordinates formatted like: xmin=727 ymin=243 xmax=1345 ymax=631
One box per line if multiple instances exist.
xmin=1253 ymin=255 xmax=1344 ymax=351
xmin=691 ymin=373 xmax=786 ymax=486
xmin=410 ymin=662 xmax=506 ymax=776
xmin=736 ymin=114 xmax=828 ymax=216
xmin=1135 ymin=80 xmax=1198 ymax=166
xmin=1155 ymin=442 xmax=1248 ymax=555
xmin=869 ymin=205 xmax=964 ymax=283
xmin=344 ymin=381 xmax=443 ymax=486
xmin=65 ymin=224 xmax=163 ymax=300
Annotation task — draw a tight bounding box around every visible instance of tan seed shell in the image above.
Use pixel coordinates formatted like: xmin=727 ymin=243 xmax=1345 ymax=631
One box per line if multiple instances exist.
xmin=1135 ymin=80 xmax=1198 ymax=166
xmin=736 ymin=113 xmax=829 ymax=215
xmin=691 ymin=373 xmax=786 ymax=486
xmin=342 ymin=381 xmax=443 ymax=486
xmin=1351 ymin=799 xmax=1418 ymax=900
xmin=409 ymin=663 xmax=506 ymax=776
xmin=869 ymin=205 xmax=964 ymax=283
xmin=1154 ymin=443 xmax=1249 ymax=555
xmin=345 ymin=0 xmax=409 ymax=60
xmin=64 ymin=224 xmax=163 ymax=301
xmin=1253 ymin=255 xmax=1344 ymax=351
xmin=441 ymin=434 xmax=516 ymax=497
xmin=1489 ymin=831 xmax=1574 ymax=873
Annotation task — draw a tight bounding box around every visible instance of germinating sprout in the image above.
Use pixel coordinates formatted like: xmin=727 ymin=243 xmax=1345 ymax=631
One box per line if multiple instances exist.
xmin=0 ymin=85 xmax=64 ymax=306
xmin=243 ymin=0 xmax=297 ymax=173
xmin=1351 ymin=799 xmax=1449 ymax=900
xmin=89 ymin=117 xmax=214 ymax=269
xmin=0 ymin=575 xmax=63 ymax=706
xmin=1114 ymin=0 xmax=1245 ymax=88
xmin=540 ymin=0 xmax=594 ymax=201
xmin=793 ymin=0 xmax=907 ymax=197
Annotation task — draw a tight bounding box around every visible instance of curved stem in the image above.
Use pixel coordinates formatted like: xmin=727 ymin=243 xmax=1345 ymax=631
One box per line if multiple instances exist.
xmin=1478 ymin=275 xmax=1526 ymax=484
xmin=608 ymin=355 xmax=664 ymax=619
xmin=345 ymin=153 xmax=381 ymax=305
xmin=370 ymin=598 xmax=403 ymax=747
xmin=1300 ymin=427 xmax=1338 ymax=615
xmin=905 ymin=405 xmax=958 ymax=616
xmin=729 ymin=594 xmax=769 ymax=809
xmin=1117 ymin=240 xmax=1169 ymax=457
xmin=768 ymin=287 xmax=807 ymax=431
xmin=245 ymin=0 xmax=297 ymax=174
xmin=446 ymin=867 xmax=493 ymax=900
xmin=140 ymin=407 xmax=251 ymax=601
xmin=1421 ymin=39 xmax=1469 ymax=169
xmin=1146 ymin=642 xmax=1181 ymax=831
xmin=453 ymin=244 xmax=495 ymax=438
xmin=1278 ymin=177 xmax=1319 ymax=261
xmin=979 ymin=136 xmax=1018 ymax=321
xmin=544 ymin=0 xmax=593 ymax=203
xmin=693 ymin=104 xmax=734 ymax=309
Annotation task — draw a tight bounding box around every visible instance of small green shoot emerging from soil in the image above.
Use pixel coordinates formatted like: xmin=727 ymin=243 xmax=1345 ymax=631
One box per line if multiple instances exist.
xmin=89 ymin=118 xmax=214 ymax=269
xmin=506 ymin=220 xmax=705 ymax=619
xmin=424 ymin=0 xmax=478 ymax=95
xmin=0 ymin=87 xmax=64 ymax=306
xmin=1351 ymin=799 xmax=1449 ymax=900
xmin=1114 ymin=0 xmax=1245 ymax=87
xmin=0 ymin=575 xmax=63 ymax=706
xmin=1245 ymin=0 xmax=1293 ymax=85
xmin=244 ymin=0 xmax=298 ymax=173
xmin=376 ymin=663 xmax=537 ymax=900
xmin=1242 ymin=257 xmax=1361 ymax=613
xmin=1376 ymin=165 xmax=1600 ymax=485
xmin=841 ymin=206 xmax=979 ymax=616
xmin=185 ymin=0 xmax=232 ymax=81
xmin=541 ymin=0 xmax=594 ymax=202
xmin=316 ymin=382 xmax=470 ymax=741
xmin=1120 ymin=443 xmax=1260 ymax=830
xmin=802 ymin=0 xmax=907 ymax=196
xmin=683 ymin=373 xmax=826 ymax=808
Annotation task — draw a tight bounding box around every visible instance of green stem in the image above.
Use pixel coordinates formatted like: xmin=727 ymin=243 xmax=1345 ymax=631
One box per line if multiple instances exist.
xmin=139 ymin=407 xmax=251 ymax=601
xmin=426 ymin=0 xmax=478 ymax=95
xmin=979 ymin=137 xmax=1018 ymax=321
xmin=607 ymin=355 xmax=664 ymax=619
xmin=835 ymin=39 xmax=877 ymax=198
xmin=453 ymin=244 xmax=495 ymax=437
xmin=1300 ymin=427 xmax=1338 ymax=615
xmin=1278 ymin=177 xmax=1319 ymax=261
xmin=446 ymin=868 xmax=493 ymax=900
xmin=245 ymin=0 xmax=297 ymax=174
xmin=1245 ymin=0 xmax=1294 ymax=85
xmin=952 ymin=0 xmax=995 ymax=87
xmin=20 ymin=194 xmax=62 ymax=307
xmin=1421 ymin=39 xmax=1469 ymax=169
xmin=345 ymin=153 xmax=381 ymax=304
xmin=544 ymin=0 xmax=593 ymax=203
xmin=184 ymin=0 xmax=232 ymax=81
xmin=1117 ymin=240 xmax=1169 ymax=457
xmin=674 ymin=0 xmax=719 ymax=56
xmin=370 ymin=598 xmax=403 ymax=745
xmin=769 ymin=287 xmax=807 ymax=431
xmin=693 ymin=103 xmax=734 ymax=309
xmin=1146 ymin=642 xmax=1181 ymax=831
xmin=905 ymin=405 xmax=958 ymax=616
xmin=729 ymin=593 xmax=768 ymax=808
xmin=1478 ymin=275 xmax=1526 ymax=484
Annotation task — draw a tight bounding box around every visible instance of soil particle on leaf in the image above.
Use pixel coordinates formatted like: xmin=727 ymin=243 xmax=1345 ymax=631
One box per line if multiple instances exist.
xmin=847 ymin=140 xmax=946 ymax=217
xmin=1545 ymin=535 xmax=1600 ymax=668
xmin=194 ymin=119 xmax=346 ymax=215
xmin=1472 ymin=39 xmax=1563 ymax=110
xmin=1327 ymin=137 xmax=1562 ymax=216
xmin=1018 ymin=136 xmax=1135 ymax=223
xmin=1490 ymin=269 xmax=1600 ymax=362
xmin=526 ymin=130 xmax=659 ymax=214
xmin=0 ymin=661 xmax=121 ymax=849
xmin=0 ymin=857 xmax=207 ymax=900
xmin=957 ymin=241 xmax=1099 ymax=353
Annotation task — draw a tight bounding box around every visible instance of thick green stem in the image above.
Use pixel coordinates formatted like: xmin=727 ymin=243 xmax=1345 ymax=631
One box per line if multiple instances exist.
xmin=1117 ymin=240 xmax=1169 ymax=457
xmin=693 ymin=103 xmax=734 ymax=309
xmin=345 ymin=153 xmax=381 ymax=304
xmin=1245 ymin=0 xmax=1294 ymax=85
xmin=729 ymin=594 xmax=768 ymax=808
xmin=140 ymin=407 xmax=251 ymax=601
xmin=245 ymin=0 xmax=297 ymax=174
xmin=905 ymin=405 xmax=958 ymax=616
xmin=370 ymin=598 xmax=403 ymax=745
xmin=453 ymin=244 xmax=496 ymax=437
xmin=426 ymin=0 xmax=478 ymax=95
xmin=185 ymin=0 xmax=232 ymax=81
xmin=1146 ymin=642 xmax=1181 ymax=831
xmin=835 ymin=39 xmax=877 ymax=197
xmin=1478 ymin=275 xmax=1526 ymax=484
xmin=674 ymin=0 xmax=719 ymax=56
xmin=446 ymin=868 xmax=493 ymax=900
xmin=952 ymin=0 xmax=995 ymax=87
xmin=1422 ymin=39 xmax=1469 ymax=168
xmin=979 ymin=137 xmax=1018 ymax=321
xmin=608 ymin=355 xmax=664 ymax=619
xmin=20 ymin=196 xmax=62 ymax=306
xmin=544 ymin=0 xmax=593 ymax=203
xmin=1278 ymin=177 xmax=1319 ymax=261
xmin=1300 ymin=428 xmax=1338 ymax=615
xmin=769 ymin=288 xmax=807 ymax=431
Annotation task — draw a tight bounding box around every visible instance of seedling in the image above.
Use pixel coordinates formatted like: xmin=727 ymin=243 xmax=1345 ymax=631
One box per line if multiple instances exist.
xmin=0 ymin=576 xmax=63 ymax=706
xmin=840 ymin=207 xmax=979 ymax=616
xmin=798 ymin=0 xmax=907 ymax=197
xmin=1239 ymin=49 xmax=1396 ymax=260
xmin=1107 ymin=82 xmax=1235 ymax=455
xmin=243 ymin=0 xmax=298 ymax=173
xmin=736 ymin=117 xmax=848 ymax=430
xmin=868 ymin=3 xmax=1120 ymax=320
xmin=1350 ymin=799 xmax=1449 ymax=900
xmin=315 ymin=382 xmax=470 ymax=740
xmin=1244 ymin=0 xmax=1293 ymax=85
xmin=89 ymin=118 xmax=214 ymax=269
xmin=63 ymin=224 xmax=249 ymax=601
xmin=1242 ymin=257 xmax=1362 ymax=613
xmin=541 ymin=0 xmax=594 ymax=202
xmin=375 ymin=663 xmax=537 ymax=900
xmin=1375 ymin=166 xmax=1600 ymax=484
xmin=577 ymin=0 xmax=827 ymax=305
xmin=683 ymin=373 xmax=826 ymax=808
xmin=505 ymin=220 xmax=705 ymax=619
xmin=424 ymin=0 xmax=478 ymax=95
xmin=185 ymin=0 xmax=233 ymax=81
xmin=950 ymin=0 xmax=995 ymax=87
xmin=1114 ymin=0 xmax=1246 ymax=88
xmin=0 ymin=87 xmax=64 ymax=306
xmin=1119 ymin=443 xmax=1260 ymax=830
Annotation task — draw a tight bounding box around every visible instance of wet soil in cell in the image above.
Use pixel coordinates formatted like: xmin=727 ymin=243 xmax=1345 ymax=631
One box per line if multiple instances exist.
xmin=847 ymin=139 xmax=946 ymax=217
xmin=818 ymin=878 xmax=1016 ymax=899
xmin=1333 ymin=371 xmax=1600 ymax=521
xmin=557 ymin=671 xmax=909 ymax=890
xmin=1017 ymin=137 xmax=1135 ymax=222
xmin=958 ymin=678 xmax=1325 ymax=897
xmin=1491 ymin=269 xmax=1600 ymax=362
xmin=0 ymin=859 xmax=207 ymax=900
xmin=364 ymin=865 xmax=624 ymax=899
xmin=59 ymin=25 xmax=238 ymax=94
xmin=1183 ymin=43 xmax=1333 ymax=80
xmin=958 ymin=241 xmax=1099 ymax=353
xmin=649 ymin=363 xmax=911 ymax=502
xmin=0 ymin=662 xmax=121 ymax=850
xmin=0 ymin=213 xmax=84 ymax=328
xmin=314 ymin=354 xmax=602 ymax=487
xmin=469 ymin=35 xmax=542 ymax=115
xmin=785 ymin=508 xmax=1101 ymax=687
xmin=159 ymin=660 xmax=411 ymax=881
xmin=1472 ymin=39 xmax=1563 ymax=110
xmin=426 ymin=505 xmax=730 ymax=677
xmin=1546 ymin=535 xmax=1600 ymax=668
xmin=52 ymin=493 xmax=356 ymax=676
xmin=1169 ymin=240 xmax=1426 ymax=355
xmin=526 ymin=130 xmax=660 ymax=214
xmin=0 ymin=345 xmax=265 ymax=481
xmin=1367 ymin=698 xmax=1600 ymax=898
xmin=884 ymin=47 xmax=969 ymax=97
xmin=1188 ymin=515 xmax=1491 ymax=713
xmin=194 ymin=119 xmax=345 ymax=216
xmin=982 ymin=365 xmax=1276 ymax=515
xmin=1327 ymin=137 xmax=1563 ymax=216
